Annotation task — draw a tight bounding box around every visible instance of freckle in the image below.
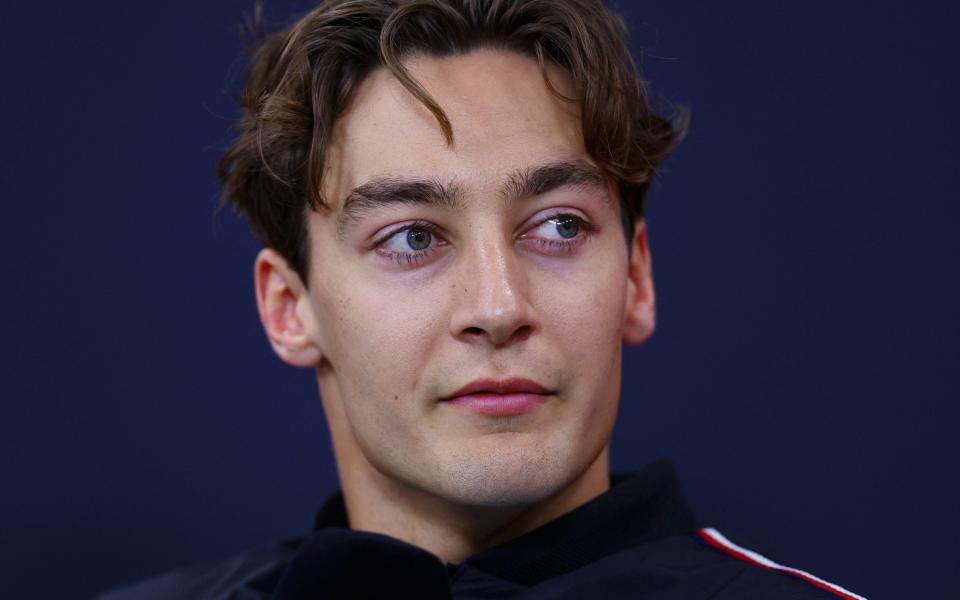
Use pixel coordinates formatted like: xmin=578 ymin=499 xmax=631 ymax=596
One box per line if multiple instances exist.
xmin=393 ymin=395 xmax=398 ymax=401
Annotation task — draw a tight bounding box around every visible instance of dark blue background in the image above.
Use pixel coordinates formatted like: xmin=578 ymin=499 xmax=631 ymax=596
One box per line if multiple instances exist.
xmin=2 ymin=2 xmax=956 ymax=598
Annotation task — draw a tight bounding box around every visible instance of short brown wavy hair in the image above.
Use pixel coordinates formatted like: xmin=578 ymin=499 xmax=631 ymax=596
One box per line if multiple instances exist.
xmin=218 ymin=0 xmax=686 ymax=285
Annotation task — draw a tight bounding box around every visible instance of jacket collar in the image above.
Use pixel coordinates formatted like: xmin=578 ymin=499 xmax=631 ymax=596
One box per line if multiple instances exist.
xmin=312 ymin=459 xmax=699 ymax=585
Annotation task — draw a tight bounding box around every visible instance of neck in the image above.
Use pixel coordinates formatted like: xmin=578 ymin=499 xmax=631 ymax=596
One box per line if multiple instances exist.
xmin=319 ymin=381 xmax=611 ymax=564
xmin=343 ymin=445 xmax=610 ymax=564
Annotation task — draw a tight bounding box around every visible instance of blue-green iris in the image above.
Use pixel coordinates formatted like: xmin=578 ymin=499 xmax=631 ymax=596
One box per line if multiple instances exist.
xmin=555 ymin=217 xmax=580 ymax=239
xmin=406 ymin=228 xmax=432 ymax=250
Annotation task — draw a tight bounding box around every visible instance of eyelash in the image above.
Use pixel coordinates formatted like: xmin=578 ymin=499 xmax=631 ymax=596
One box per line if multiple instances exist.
xmin=372 ymin=213 xmax=594 ymax=266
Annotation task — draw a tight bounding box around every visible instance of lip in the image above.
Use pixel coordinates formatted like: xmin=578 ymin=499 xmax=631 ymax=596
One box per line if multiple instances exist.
xmin=441 ymin=378 xmax=554 ymax=416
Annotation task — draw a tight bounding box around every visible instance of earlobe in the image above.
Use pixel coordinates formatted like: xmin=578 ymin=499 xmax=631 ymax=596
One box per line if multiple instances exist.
xmin=253 ymin=247 xmax=325 ymax=368
xmin=622 ymin=219 xmax=656 ymax=345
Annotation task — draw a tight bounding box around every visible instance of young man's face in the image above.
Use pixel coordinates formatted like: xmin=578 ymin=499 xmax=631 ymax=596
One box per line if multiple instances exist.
xmin=261 ymin=49 xmax=654 ymax=508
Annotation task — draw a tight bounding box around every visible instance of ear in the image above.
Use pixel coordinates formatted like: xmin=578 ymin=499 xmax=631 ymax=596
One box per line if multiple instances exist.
xmin=253 ymin=247 xmax=325 ymax=368
xmin=622 ymin=219 xmax=656 ymax=345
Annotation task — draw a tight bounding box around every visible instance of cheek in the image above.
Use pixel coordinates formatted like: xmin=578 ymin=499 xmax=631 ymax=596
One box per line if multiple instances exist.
xmin=317 ymin=273 xmax=445 ymax=406
xmin=536 ymin=246 xmax=628 ymax=355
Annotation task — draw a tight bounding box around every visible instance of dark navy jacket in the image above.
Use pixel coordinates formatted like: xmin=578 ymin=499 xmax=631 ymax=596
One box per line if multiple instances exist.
xmin=98 ymin=461 xmax=864 ymax=599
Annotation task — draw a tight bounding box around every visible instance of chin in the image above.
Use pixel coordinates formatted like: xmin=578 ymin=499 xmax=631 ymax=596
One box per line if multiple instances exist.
xmin=427 ymin=435 xmax=585 ymax=508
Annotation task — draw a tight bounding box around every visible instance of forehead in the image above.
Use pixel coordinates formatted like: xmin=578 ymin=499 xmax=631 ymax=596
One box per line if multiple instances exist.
xmin=321 ymin=49 xmax=587 ymax=208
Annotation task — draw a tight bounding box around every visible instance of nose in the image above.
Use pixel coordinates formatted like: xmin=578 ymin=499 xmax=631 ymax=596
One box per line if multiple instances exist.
xmin=449 ymin=235 xmax=538 ymax=347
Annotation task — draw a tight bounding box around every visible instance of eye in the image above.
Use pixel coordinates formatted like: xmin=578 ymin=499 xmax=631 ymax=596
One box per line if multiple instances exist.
xmin=379 ymin=224 xmax=436 ymax=253
xmin=521 ymin=212 xmax=594 ymax=254
xmin=524 ymin=213 xmax=593 ymax=241
xmin=374 ymin=221 xmax=444 ymax=266
xmin=532 ymin=214 xmax=585 ymax=240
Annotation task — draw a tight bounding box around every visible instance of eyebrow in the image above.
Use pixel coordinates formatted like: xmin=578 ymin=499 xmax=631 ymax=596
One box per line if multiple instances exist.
xmin=501 ymin=159 xmax=607 ymax=203
xmin=336 ymin=159 xmax=607 ymax=237
xmin=337 ymin=178 xmax=463 ymax=237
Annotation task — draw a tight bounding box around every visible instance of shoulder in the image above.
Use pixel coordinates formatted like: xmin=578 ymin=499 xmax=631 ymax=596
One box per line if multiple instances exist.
xmin=533 ymin=528 xmax=866 ymax=599
xmin=94 ymin=537 xmax=302 ymax=600
xmin=690 ymin=528 xmax=866 ymax=600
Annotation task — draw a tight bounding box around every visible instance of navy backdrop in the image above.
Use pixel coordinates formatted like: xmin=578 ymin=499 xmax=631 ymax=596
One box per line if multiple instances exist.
xmin=1 ymin=1 xmax=957 ymax=598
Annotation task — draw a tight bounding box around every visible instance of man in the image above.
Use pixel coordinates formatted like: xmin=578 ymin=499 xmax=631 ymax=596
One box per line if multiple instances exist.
xmin=101 ymin=0 xmax=864 ymax=597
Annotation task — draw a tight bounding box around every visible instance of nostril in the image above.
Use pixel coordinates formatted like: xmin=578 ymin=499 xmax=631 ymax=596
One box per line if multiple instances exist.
xmin=464 ymin=326 xmax=484 ymax=336
xmin=512 ymin=324 xmax=534 ymax=343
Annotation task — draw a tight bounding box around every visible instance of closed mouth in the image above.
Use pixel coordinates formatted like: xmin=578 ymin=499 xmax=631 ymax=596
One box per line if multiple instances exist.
xmin=441 ymin=378 xmax=555 ymax=416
